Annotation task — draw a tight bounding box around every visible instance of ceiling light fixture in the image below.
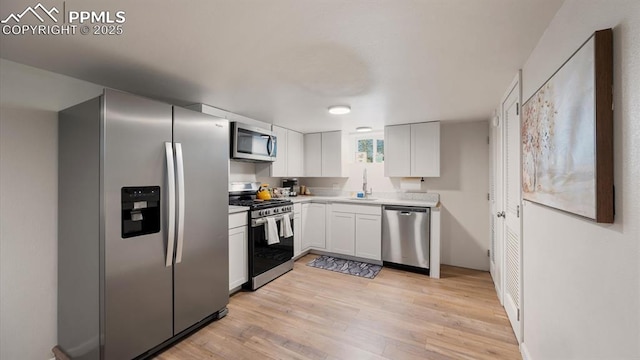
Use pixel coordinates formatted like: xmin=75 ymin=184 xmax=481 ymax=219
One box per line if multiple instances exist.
xmin=328 ymin=105 xmax=351 ymax=115
xmin=356 ymin=127 xmax=372 ymax=132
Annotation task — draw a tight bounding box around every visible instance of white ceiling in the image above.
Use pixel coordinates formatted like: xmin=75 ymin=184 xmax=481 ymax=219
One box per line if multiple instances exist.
xmin=0 ymin=0 xmax=564 ymax=133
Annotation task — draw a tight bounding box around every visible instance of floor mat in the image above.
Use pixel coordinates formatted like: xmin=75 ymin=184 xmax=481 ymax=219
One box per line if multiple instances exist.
xmin=306 ymin=255 xmax=382 ymax=279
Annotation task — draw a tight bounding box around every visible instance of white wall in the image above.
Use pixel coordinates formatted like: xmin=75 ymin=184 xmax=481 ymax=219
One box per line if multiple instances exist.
xmin=229 ymin=160 xmax=258 ymax=183
xmin=426 ymin=121 xmax=490 ymax=271
xmin=0 ymin=60 xmax=102 ymax=360
xmin=0 ymin=107 xmax=58 ymax=360
xmin=520 ymin=1 xmax=640 ymax=359
xmin=299 ymin=121 xmax=490 ymax=270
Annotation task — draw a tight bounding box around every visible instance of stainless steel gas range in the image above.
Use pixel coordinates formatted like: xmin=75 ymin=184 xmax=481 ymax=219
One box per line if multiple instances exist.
xmin=229 ymin=183 xmax=294 ymax=290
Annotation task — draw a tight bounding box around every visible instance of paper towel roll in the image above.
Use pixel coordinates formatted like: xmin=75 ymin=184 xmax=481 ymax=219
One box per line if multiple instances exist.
xmin=400 ymin=178 xmax=422 ymax=191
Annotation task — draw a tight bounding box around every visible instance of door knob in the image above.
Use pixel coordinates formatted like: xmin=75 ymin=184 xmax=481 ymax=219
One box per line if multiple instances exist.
xmin=496 ymin=211 xmax=505 ymax=218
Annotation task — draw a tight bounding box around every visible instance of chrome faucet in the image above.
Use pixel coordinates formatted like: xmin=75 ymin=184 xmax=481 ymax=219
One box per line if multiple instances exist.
xmin=362 ymin=168 xmax=372 ymax=197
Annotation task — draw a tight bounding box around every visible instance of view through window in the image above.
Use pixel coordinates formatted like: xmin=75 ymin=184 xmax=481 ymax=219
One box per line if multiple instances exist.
xmin=356 ymin=138 xmax=384 ymax=163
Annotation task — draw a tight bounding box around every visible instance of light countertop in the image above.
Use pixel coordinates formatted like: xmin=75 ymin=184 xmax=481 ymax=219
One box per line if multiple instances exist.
xmin=288 ymin=196 xmax=439 ymax=208
xmin=230 ymin=196 xmax=440 ymax=213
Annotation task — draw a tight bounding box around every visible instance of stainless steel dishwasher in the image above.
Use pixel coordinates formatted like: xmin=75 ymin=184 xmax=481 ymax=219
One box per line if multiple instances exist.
xmin=382 ymin=205 xmax=430 ymax=271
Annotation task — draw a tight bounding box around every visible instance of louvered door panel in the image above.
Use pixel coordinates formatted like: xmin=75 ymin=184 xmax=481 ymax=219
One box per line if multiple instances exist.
xmin=506 ymin=228 xmax=520 ymax=309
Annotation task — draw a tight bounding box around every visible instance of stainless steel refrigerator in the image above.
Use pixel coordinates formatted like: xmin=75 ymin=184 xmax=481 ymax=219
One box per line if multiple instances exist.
xmin=57 ymin=89 xmax=229 ymax=359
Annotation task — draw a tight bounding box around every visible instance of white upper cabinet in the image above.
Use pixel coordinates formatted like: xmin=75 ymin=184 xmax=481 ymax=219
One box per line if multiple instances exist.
xmin=257 ymin=126 xmax=305 ymax=177
xmin=411 ymin=122 xmax=440 ymax=177
xmin=321 ymin=131 xmax=345 ymax=177
xmin=225 ymin=111 xmax=272 ymax=130
xmin=304 ymin=131 xmax=347 ymax=177
xmin=271 ymin=125 xmax=288 ymax=177
xmin=287 ymin=130 xmax=304 ymax=177
xmin=184 ymin=104 xmax=228 ymax=119
xmin=384 ymin=124 xmax=411 ymax=177
xmin=384 ymin=121 xmax=440 ymax=177
xmin=304 ymin=133 xmax=322 ymax=177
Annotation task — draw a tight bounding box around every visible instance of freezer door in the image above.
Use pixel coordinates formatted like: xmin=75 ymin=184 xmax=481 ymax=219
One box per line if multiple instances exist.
xmin=172 ymin=107 xmax=229 ymax=334
xmin=103 ymin=89 xmax=174 ymax=359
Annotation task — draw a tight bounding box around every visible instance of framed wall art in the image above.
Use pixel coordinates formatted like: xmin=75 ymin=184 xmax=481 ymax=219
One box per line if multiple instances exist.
xmin=521 ymin=29 xmax=613 ymax=223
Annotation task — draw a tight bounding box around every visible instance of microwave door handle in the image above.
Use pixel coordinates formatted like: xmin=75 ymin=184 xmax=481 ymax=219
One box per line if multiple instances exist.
xmin=268 ymin=136 xmax=275 ymax=156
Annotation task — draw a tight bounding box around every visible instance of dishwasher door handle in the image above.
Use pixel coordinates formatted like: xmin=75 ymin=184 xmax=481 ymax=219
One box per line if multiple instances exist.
xmin=383 ymin=205 xmax=428 ymax=213
xmin=400 ymin=211 xmax=412 ymax=216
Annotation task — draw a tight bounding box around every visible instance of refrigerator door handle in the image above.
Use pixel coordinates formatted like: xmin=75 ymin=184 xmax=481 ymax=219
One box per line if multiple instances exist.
xmin=175 ymin=142 xmax=186 ymax=264
xmin=165 ymin=142 xmax=176 ymax=267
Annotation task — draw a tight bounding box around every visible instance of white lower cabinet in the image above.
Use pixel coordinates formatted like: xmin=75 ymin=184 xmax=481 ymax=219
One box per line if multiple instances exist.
xmin=293 ymin=203 xmax=302 ymax=257
xmin=355 ymin=214 xmax=382 ymax=260
xmin=330 ymin=212 xmax=356 ymax=256
xmin=300 ymin=202 xmax=381 ymax=261
xmin=228 ymin=212 xmax=248 ymax=291
xmin=328 ymin=204 xmax=382 ymax=261
xmin=302 ymin=203 xmax=326 ymax=250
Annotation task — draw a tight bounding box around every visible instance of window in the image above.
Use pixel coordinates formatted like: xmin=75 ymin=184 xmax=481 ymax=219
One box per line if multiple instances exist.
xmin=356 ymin=138 xmax=384 ymax=163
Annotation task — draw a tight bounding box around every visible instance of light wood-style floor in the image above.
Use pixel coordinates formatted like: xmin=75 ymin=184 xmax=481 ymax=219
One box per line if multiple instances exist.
xmin=156 ymin=254 xmax=520 ymax=360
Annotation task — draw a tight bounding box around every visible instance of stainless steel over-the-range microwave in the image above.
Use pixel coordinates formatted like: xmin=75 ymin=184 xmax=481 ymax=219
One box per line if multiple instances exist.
xmin=231 ymin=122 xmax=277 ymax=162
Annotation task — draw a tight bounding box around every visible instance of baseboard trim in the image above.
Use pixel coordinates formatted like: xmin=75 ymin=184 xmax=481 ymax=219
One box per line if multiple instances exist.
xmin=520 ymin=342 xmax=533 ymax=360
xmin=293 ymin=249 xmax=311 ymax=261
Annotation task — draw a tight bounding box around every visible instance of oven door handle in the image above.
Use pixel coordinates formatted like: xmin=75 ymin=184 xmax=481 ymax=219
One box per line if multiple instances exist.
xmin=251 ymin=213 xmax=291 ymax=227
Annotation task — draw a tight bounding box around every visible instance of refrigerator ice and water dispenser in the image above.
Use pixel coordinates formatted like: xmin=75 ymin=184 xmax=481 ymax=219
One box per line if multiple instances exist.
xmin=121 ymin=186 xmax=161 ymax=238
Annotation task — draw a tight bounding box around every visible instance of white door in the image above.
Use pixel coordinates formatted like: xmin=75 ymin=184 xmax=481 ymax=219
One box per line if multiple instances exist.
xmin=384 ymin=124 xmax=411 ymax=177
xmin=293 ymin=212 xmax=302 ymax=257
xmin=355 ymin=214 xmax=382 ymax=260
xmin=304 ymin=133 xmax=322 ymax=177
xmin=288 ymin=130 xmax=304 ymax=177
xmin=490 ymin=110 xmax=504 ymax=303
xmin=228 ymin=226 xmax=248 ymax=290
xmin=410 ymin=122 xmax=440 ymax=177
xmin=303 ymin=203 xmax=326 ymax=249
xmin=330 ymin=212 xmax=355 ymax=256
xmin=501 ymin=72 xmax=523 ymax=342
xmin=321 ymin=131 xmax=343 ymax=177
xmin=301 ymin=204 xmax=312 ymax=251
xmin=271 ymin=125 xmax=288 ymax=177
